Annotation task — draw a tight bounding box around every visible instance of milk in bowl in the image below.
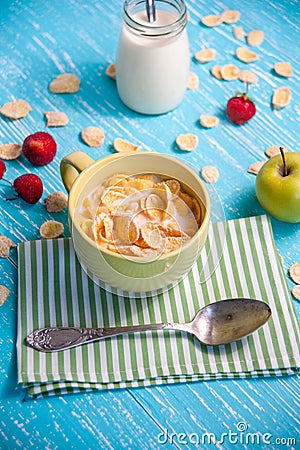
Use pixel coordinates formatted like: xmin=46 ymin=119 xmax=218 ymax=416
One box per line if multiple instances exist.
xmin=61 ymin=152 xmax=210 ymax=293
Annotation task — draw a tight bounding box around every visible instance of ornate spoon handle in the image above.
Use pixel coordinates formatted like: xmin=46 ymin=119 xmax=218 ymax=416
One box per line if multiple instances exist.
xmin=26 ymin=323 xmax=177 ymax=352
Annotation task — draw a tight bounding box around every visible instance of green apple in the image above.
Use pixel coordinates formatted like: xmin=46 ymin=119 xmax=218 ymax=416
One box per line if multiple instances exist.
xmin=256 ymin=149 xmax=300 ymax=223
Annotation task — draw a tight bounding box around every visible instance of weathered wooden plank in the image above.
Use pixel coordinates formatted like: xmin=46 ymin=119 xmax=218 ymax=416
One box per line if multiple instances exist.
xmin=131 ymin=377 xmax=300 ymax=448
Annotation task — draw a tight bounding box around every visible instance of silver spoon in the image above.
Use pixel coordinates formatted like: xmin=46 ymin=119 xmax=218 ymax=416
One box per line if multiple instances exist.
xmin=146 ymin=0 xmax=156 ymax=23
xmin=26 ymin=299 xmax=271 ymax=352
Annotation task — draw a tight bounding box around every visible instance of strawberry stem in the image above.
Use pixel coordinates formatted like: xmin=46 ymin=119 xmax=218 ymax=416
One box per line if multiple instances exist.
xmin=1 ymin=178 xmax=13 ymax=186
xmin=5 ymin=196 xmax=19 ymax=201
xmin=1 ymin=178 xmax=19 ymax=200
xmin=279 ymin=147 xmax=287 ymax=177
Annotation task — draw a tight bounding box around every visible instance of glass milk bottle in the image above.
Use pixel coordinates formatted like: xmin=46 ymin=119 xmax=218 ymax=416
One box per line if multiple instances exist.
xmin=116 ymin=0 xmax=190 ymax=115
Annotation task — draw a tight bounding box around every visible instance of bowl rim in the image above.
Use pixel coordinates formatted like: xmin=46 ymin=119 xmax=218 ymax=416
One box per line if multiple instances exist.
xmin=69 ymin=152 xmax=211 ymax=262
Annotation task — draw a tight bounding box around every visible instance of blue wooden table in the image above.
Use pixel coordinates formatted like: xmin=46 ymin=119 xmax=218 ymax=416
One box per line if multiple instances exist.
xmin=0 ymin=0 xmax=299 ymax=448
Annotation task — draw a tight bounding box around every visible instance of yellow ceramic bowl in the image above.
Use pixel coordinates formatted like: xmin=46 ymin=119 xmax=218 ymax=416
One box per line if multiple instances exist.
xmin=60 ymin=151 xmax=210 ymax=293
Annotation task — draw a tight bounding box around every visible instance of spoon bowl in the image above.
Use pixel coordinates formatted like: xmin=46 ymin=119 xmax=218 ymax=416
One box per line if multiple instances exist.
xmin=26 ymin=298 xmax=272 ymax=352
xmin=189 ymin=298 xmax=272 ymax=346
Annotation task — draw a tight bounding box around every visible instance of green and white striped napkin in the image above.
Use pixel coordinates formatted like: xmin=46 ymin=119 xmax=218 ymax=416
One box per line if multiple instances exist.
xmin=17 ymin=215 xmax=300 ymax=398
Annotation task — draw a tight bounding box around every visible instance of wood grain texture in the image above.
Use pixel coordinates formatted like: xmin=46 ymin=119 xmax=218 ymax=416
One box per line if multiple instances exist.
xmin=0 ymin=0 xmax=299 ymax=448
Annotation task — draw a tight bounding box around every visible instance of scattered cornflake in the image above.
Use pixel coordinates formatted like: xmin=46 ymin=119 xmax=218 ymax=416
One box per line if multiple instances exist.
xmin=0 ymin=285 xmax=10 ymax=306
xmin=220 ymin=64 xmax=240 ymax=81
xmin=49 ymin=73 xmax=80 ymax=94
xmin=81 ymin=126 xmax=105 ymax=147
xmin=247 ymin=161 xmax=265 ymax=175
xmin=0 ymin=99 xmax=31 ymax=120
xmin=272 ymin=86 xmax=291 ymax=110
xmin=187 ymin=72 xmax=199 ymax=90
xmin=195 ymin=48 xmax=216 ymax=63
xmin=44 ymin=111 xmax=69 ymax=127
xmin=265 ymin=145 xmax=288 ymax=158
xmin=247 ymin=30 xmax=264 ymax=46
xmin=291 ymin=285 xmax=300 ymax=301
xmin=45 ymin=192 xmax=68 ymax=213
xmin=238 ymin=70 xmax=258 ymax=84
xmin=176 ymin=134 xmax=198 ymax=151
xmin=233 ymin=25 xmax=244 ymax=40
xmin=289 ymin=263 xmax=300 ymax=285
xmin=106 ymin=63 xmax=116 ymax=80
xmin=221 ymin=10 xmax=241 ymax=24
xmin=200 ymin=115 xmax=219 ymax=128
xmin=274 ymin=62 xmax=292 ymax=78
xmin=210 ymin=65 xmax=223 ymax=80
xmin=201 ymin=166 xmax=219 ymax=184
xmin=114 ymin=138 xmax=141 ymax=153
xmin=279 ymin=254 xmax=284 ymax=265
xmin=201 ymin=15 xmax=222 ymax=27
xmin=0 ymin=235 xmax=15 ymax=258
xmin=236 ymin=47 xmax=258 ymax=63
xmin=0 ymin=143 xmax=22 ymax=160
xmin=40 ymin=220 xmax=64 ymax=239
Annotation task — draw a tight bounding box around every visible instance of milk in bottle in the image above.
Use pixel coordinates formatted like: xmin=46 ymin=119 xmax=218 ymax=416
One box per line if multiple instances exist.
xmin=116 ymin=0 xmax=190 ymax=115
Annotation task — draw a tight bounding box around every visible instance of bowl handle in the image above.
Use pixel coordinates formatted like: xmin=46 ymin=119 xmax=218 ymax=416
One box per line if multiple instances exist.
xmin=60 ymin=151 xmax=95 ymax=193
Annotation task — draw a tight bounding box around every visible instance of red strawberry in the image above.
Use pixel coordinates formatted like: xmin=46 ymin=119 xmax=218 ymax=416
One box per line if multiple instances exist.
xmin=0 ymin=160 xmax=6 ymax=179
xmin=22 ymin=131 xmax=57 ymax=166
xmin=226 ymin=84 xmax=256 ymax=125
xmin=13 ymin=174 xmax=43 ymax=204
